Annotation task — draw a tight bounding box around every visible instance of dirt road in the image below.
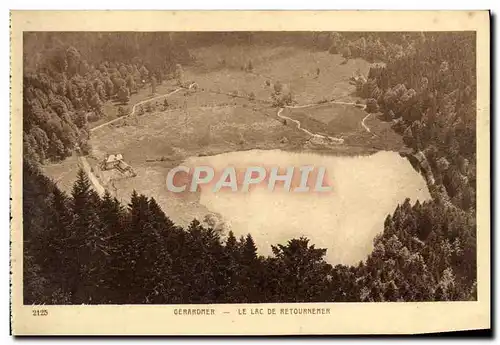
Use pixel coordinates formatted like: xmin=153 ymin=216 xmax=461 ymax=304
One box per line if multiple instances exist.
xmin=91 ymin=88 xmax=183 ymax=132
xmin=277 ymin=107 xmax=344 ymax=144
xmin=77 ymin=156 xmax=105 ymax=197
xmin=361 ymin=113 xmax=372 ymax=133
xmin=82 ymin=85 xmax=195 ymax=195
xmin=277 ymin=100 xmax=371 ymax=144
xmin=282 ymin=100 xmax=371 ymax=139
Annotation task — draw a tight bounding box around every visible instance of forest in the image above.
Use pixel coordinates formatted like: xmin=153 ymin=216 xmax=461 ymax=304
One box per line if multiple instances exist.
xmin=23 ymin=31 xmax=477 ymax=303
xmin=23 ymin=32 xmax=191 ymax=162
xmin=24 ymin=164 xmax=476 ymax=303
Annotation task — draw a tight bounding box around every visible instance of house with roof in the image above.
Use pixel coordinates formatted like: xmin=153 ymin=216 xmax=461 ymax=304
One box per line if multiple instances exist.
xmin=101 ymin=153 xmax=137 ymax=177
xmin=102 ymin=154 xmax=124 ymax=170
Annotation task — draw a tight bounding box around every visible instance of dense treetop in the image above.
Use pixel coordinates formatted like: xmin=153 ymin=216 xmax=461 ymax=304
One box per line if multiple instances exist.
xmin=24 ymin=164 xmax=476 ymax=304
xmin=23 ymin=32 xmax=477 ymax=303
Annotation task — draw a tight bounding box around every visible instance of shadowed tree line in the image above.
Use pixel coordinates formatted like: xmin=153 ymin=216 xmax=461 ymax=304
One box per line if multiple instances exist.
xmin=23 ymin=31 xmax=477 ymax=304
xmin=332 ymin=32 xmax=476 ymax=211
xmin=24 ymin=163 xmax=476 ymax=304
xmin=23 ymin=33 xmax=191 ymax=163
xmin=326 ymin=31 xmax=478 ymax=300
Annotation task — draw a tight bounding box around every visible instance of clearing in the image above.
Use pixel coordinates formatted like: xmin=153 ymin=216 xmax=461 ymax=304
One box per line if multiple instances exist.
xmin=44 ymin=45 xmax=405 ymax=228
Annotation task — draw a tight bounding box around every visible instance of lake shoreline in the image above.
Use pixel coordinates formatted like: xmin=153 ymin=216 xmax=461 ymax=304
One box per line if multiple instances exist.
xmin=177 ymin=149 xmax=432 ymax=265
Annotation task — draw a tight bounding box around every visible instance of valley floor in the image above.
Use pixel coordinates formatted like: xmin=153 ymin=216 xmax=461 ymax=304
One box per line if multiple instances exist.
xmin=44 ymin=47 xmax=405 ymax=227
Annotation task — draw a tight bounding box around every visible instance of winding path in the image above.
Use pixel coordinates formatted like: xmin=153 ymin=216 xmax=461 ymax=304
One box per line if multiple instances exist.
xmin=361 ymin=113 xmax=375 ymax=135
xmin=81 ymin=84 xmax=195 ymax=195
xmin=277 ymin=107 xmax=345 ymax=144
xmin=286 ymin=100 xmax=360 ymax=109
xmin=78 ymin=156 xmax=105 ymax=197
xmin=91 ymin=83 xmax=196 ymax=132
xmin=92 ymin=87 xmax=184 ymax=132
xmin=277 ymin=100 xmax=371 ymax=144
xmin=83 ymin=84 xmax=373 ymax=194
xmin=361 ymin=113 xmax=370 ymax=132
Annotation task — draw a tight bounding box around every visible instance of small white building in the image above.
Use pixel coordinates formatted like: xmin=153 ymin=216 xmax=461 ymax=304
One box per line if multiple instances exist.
xmin=103 ymin=154 xmax=124 ymax=170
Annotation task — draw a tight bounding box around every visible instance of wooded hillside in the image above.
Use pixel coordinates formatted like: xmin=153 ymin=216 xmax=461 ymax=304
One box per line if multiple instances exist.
xmin=23 ymin=32 xmax=478 ymax=303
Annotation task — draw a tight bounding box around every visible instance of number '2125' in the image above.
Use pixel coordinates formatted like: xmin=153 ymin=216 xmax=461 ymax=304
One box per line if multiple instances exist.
xmin=32 ymin=309 xmax=48 ymax=316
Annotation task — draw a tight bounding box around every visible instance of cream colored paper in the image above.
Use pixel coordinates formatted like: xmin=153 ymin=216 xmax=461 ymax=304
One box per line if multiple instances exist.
xmin=10 ymin=10 xmax=490 ymax=335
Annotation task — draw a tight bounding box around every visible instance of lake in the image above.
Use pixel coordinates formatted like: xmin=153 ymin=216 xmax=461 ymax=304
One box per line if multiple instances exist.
xmin=181 ymin=149 xmax=431 ymax=265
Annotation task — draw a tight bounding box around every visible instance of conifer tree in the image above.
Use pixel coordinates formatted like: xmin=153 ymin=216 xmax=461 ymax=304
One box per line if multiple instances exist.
xmin=70 ymin=169 xmax=102 ymax=303
xmin=241 ymin=234 xmax=257 ymax=265
xmin=42 ymin=187 xmax=76 ymax=295
xmin=226 ymin=231 xmax=238 ymax=257
xmin=271 ymin=237 xmax=331 ymax=302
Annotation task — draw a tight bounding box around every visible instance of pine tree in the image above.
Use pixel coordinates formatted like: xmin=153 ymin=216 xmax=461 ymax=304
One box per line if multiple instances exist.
xmin=270 ymin=237 xmax=331 ymax=302
xmin=234 ymin=234 xmax=260 ymax=302
xmin=71 ymin=169 xmax=92 ymax=214
xmin=43 ymin=187 xmax=76 ymax=288
xmin=110 ymin=190 xmax=141 ymax=303
xmin=70 ymin=168 xmax=103 ymax=303
xmin=148 ymin=197 xmax=174 ymax=233
xmin=145 ymin=197 xmax=178 ymax=303
xmin=226 ymin=231 xmax=237 ymax=256
xmin=221 ymin=231 xmax=240 ymax=302
xmin=94 ymin=191 xmax=124 ymax=302
xmin=241 ymin=234 xmax=257 ymax=265
xmin=126 ymin=192 xmax=155 ymax=302
xmin=99 ymin=191 xmax=122 ymax=235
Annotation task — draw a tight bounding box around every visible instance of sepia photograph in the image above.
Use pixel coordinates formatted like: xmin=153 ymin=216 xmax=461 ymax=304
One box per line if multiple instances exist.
xmin=10 ymin=10 xmax=490 ymax=335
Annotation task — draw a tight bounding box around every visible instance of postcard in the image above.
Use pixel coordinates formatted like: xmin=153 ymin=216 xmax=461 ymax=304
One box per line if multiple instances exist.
xmin=10 ymin=10 xmax=490 ymax=335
